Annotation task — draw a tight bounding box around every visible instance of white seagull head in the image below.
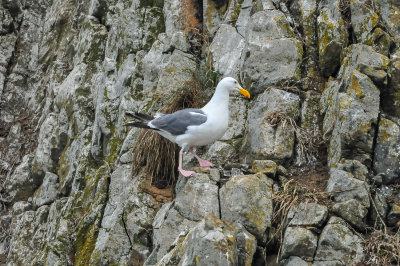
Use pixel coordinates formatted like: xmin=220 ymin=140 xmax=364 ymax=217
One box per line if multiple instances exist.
xmin=217 ymin=77 xmax=250 ymax=98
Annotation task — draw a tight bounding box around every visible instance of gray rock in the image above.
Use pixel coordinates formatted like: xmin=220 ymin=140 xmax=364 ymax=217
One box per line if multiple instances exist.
xmin=386 ymin=49 xmax=400 ymax=117
xmin=4 ymin=155 xmax=35 ymax=202
xmin=326 ymin=168 xmax=370 ymax=208
xmin=371 ymin=189 xmax=389 ymax=225
xmin=387 ymin=204 xmax=400 ymax=227
xmin=251 ymin=160 xmax=277 ymax=177
xmin=325 ymin=70 xmax=380 ymax=167
xmin=286 ymin=203 xmax=328 ymax=227
xmin=338 ymin=44 xmax=389 ymax=82
xmin=242 ymin=10 xmax=302 ymax=93
xmin=373 ymin=118 xmax=400 ymax=184
xmin=12 ymin=201 xmax=32 ymax=216
xmin=281 ymin=256 xmax=309 ymax=266
xmin=314 ymin=217 xmax=364 ymax=264
xmin=147 ymin=205 xmax=197 ymax=264
xmin=91 ymin=165 xmax=160 ymax=265
xmin=234 ymin=222 xmax=257 ymax=266
xmin=281 ymin=227 xmax=317 ymax=261
xmin=157 ymin=214 xmax=238 ymax=266
xmin=220 ymin=173 xmax=273 ymax=240
xmin=32 ymin=113 xmax=68 ymax=180
xmin=332 ymin=199 xmax=368 ymax=229
xmin=247 ymin=88 xmax=300 ymax=161
xmin=174 ymin=173 xmax=219 ymax=221
xmin=350 ymin=0 xmax=379 ymax=43
xmin=33 ymin=172 xmax=59 ymax=207
xmin=337 ymin=159 xmax=368 ymax=181
xmin=317 ymin=0 xmax=348 ymax=77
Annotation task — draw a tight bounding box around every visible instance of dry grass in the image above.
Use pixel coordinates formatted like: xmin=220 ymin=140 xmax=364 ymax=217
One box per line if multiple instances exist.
xmin=131 ymin=75 xmax=206 ymax=189
xmin=268 ymin=167 xmax=332 ymax=259
xmin=363 ymin=229 xmax=400 ymax=265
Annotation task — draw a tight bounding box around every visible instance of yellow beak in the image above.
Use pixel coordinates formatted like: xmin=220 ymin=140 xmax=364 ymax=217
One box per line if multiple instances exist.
xmin=239 ymin=88 xmax=250 ymax=99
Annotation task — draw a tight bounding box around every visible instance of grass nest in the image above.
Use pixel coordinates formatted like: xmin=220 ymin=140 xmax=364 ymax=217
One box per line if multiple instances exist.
xmin=131 ymin=76 xmax=206 ymax=189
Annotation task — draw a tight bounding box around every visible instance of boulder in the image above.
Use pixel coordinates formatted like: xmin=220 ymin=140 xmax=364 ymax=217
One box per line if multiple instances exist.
xmin=220 ymin=173 xmax=273 ymax=240
xmin=247 ymin=88 xmax=300 ymax=161
xmin=350 ymin=0 xmax=379 ymax=43
xmin=314 ymin=217 xmax=364 ymax=264
xmin=326 ymin=168 xmax=370 ymax=207
xmin=242 ymin=10 xmax=302 ymax=94
xmin=317 ymin=0 xmax=348 ymax=77
xmin=174 ymin=173 xmax=219 ymax=221
xmin=386 ymin=49 xmax=400 ymax=117
xmin=338 ymin=44 xmax=389 ymax=83
xmin=281 ymin=227 xmax=318 ymax=261
xmin=209 ymin=24 xmax=245 ymax=79
xmin=286 ymin=203 xmax=328 ymax=227
xmin=324 ymin=70 xmax=380 ymax=167
xmin=332 ymin=199 xmax=368 ymax=229
xmin=33 ymin=172 xmax=59 ymax=208
xmin=387 ymin=204 xmax=400 ymax=227
xmin=157 ymin=214 xmax=239 ymax=265
xmin=370 ymin=189 xmax=389 ymax=225
xmin=373 ymin=117 xmax=400 ymax=184
xmin=4 ymin=155 xmax=35 ymax=202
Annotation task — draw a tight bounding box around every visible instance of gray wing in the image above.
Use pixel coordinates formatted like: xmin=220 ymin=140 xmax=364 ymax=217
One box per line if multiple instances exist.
xmin=151 ymin=108 xmax=207 ymax=136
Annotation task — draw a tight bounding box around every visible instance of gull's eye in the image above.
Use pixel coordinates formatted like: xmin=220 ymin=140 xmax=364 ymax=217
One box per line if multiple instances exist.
xmin=234 ymin=81 xmax=237 ymax=84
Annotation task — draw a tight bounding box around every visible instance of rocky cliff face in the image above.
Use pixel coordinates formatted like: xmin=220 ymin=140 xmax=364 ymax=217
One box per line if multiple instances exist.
xmin=0 ymin=0 xmax=400 ymax=265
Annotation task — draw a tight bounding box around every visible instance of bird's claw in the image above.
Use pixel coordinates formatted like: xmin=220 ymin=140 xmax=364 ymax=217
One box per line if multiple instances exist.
xmin=179 ymin=169 xmax=195 ymax=177
xmin=198 ymin=159 xmax=214 ymax=168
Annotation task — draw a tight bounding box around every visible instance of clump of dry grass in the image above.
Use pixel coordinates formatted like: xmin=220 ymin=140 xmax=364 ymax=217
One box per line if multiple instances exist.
xmin=131 ymin=75 xmax=205 ymax=189
xmin=363 ymin=230 xmax=400 ymax=265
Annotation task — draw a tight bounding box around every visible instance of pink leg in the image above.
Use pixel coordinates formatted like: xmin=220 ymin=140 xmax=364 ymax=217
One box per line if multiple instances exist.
xmin=178 ymin=148 xmax=195 ymax=177
xmin=189 ymin=148 xmax=214 ymax=167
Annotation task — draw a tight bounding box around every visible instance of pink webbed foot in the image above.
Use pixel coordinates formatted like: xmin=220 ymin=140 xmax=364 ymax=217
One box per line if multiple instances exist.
xmin=197 ymin=159 xmax=214 ymax=168
xmin=179 ymin=168 xmax=195 ymax=178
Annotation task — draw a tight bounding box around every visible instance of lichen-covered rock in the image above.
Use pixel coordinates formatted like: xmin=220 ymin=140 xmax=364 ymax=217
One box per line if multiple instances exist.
xmin=157 ymin=214 xmax=239 ymax=266
xmin=91 ymin=165 xmax=160 ymax=265
xmin=4 ymin=155 xmax=34 ymax=202
xmin=286 ymin=203 xmax=328 ymax=227
xmin=326 ymin=168 xmax=370 ymax=207
xmin=373 ymin=117 xmax=400 ymax=184
xmin=209 ymin=24 xmax=245 ymax=80
xmin=386 ymin=49 xmax=400 ymax=117
xmin=337 ymin=159 xmax=368 ymax=181
xmin=146 ymin=204 xmax=197 ymax=264
xmin=317 ymin=0 xmax=348 ymax=77
xmin=281 ymin=256 xmax=309 ymax=266
xmin=350 ymin=0 xmax=379 ymax=43
xmin=280 ymin=227 xmax=318 ymax=261
xmin=377 ymin=0 xmax=400 ymax=44
xmin=314 ymin=217 xmax=364 ymax=264
xmin=387 ymin=204 xmax=400 ymax=227
xmin=324 ymin=70 xmax=380 ymax=167
xmin=33 ymin=172 xmax=59 ymax=208
xmin=234 ymin=222 xmax=257 ymax=266
xmin=332 ymin=199 xmax=368 ymax=229
xmin=338 ymin=44 xmax=389 ymax=82
xmin=242 ymin=10 xmax=302 ymax=93
xmin=371 ymin=189 xmax=389 ymax=225
xmin=7 ymin=205 xmax=50 ymax=266
xmin=174 ymin=173 xmax=219 ymax=221
xmin=220 ymin=173 xmax=273 ymax=240
xmin=251 ymin=160 xmax=277 ymax=177
xmin=32 ymin=113 xmax=68 ymax=180
xmin=247 ymin=88 xmax=300 ymax=161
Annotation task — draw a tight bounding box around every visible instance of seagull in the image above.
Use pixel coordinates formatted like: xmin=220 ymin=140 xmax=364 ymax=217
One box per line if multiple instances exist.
xmin=125 ymin=77 xmax=250 ymax=177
